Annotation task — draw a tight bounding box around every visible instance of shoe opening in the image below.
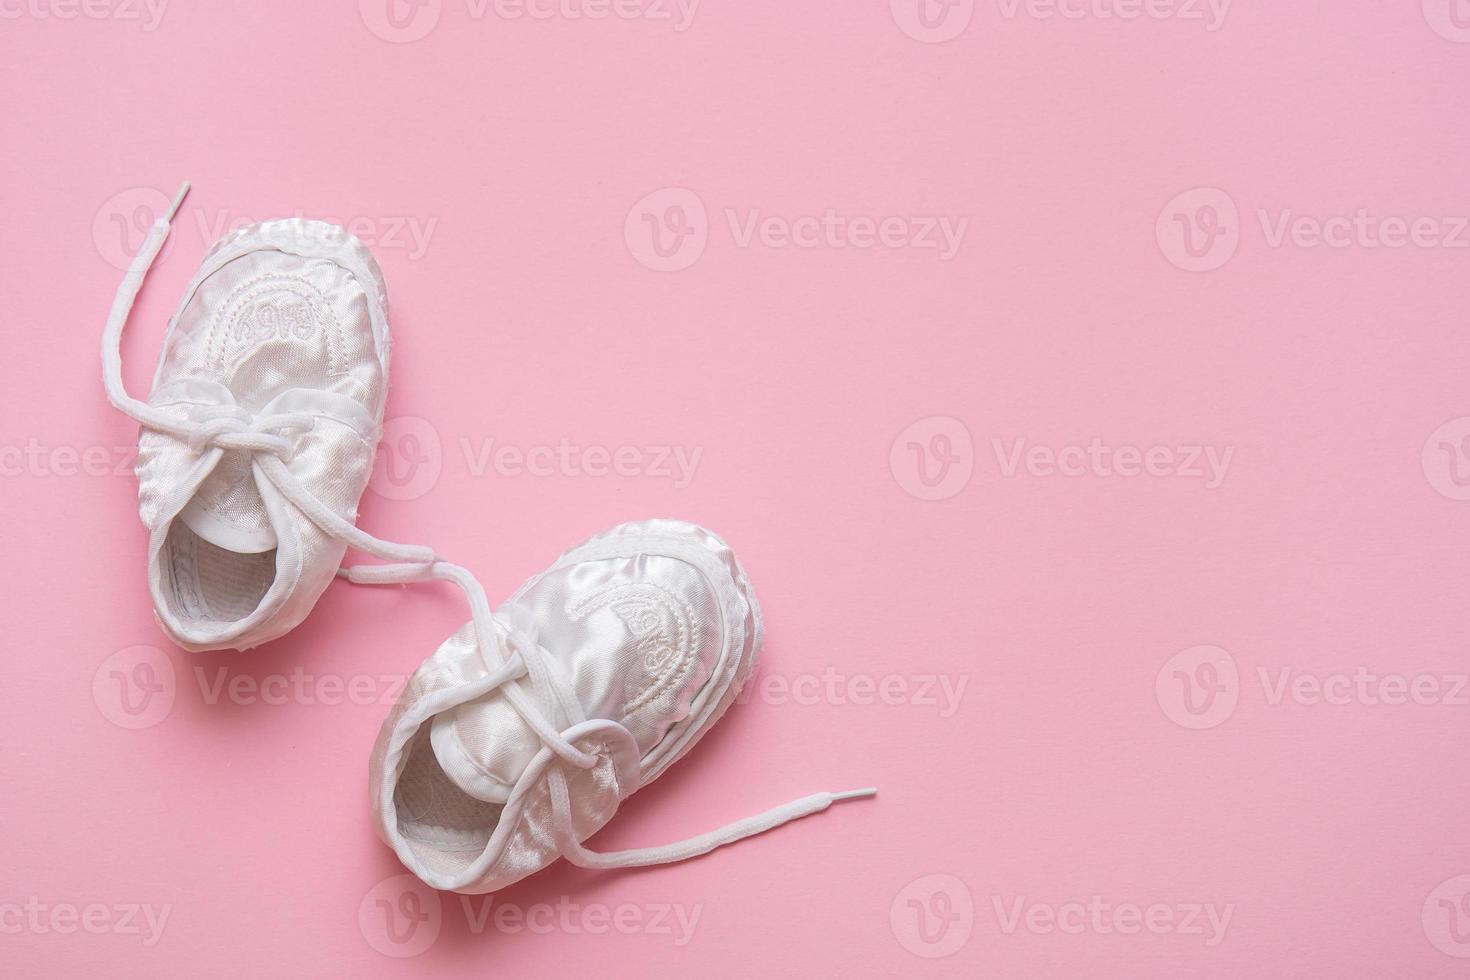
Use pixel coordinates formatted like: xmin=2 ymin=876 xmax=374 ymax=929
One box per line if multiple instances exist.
xmin=159 ymin=521 xmax=277 ymax=629
xmin=392 ymin=727 xmax=506 ymax=882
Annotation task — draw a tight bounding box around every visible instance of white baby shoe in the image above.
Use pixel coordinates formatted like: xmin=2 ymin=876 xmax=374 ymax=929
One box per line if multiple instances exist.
xmin=103 ymin=184 xmax=451 ymax=652
xmin=367 ymin=519 xmax=874 ymax=894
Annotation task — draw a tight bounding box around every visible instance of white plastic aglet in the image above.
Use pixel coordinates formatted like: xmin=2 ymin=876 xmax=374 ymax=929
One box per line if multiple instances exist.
xmin=165 ymin=180 xmax=191 ymax=221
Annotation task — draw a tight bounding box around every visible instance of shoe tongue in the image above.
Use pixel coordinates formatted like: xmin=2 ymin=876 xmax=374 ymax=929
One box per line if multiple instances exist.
xmin=428 ymin=551 xmax=722 ymax=806
xmin=429 ymin=699 xmax=537 ymax=806
xmin=160 ymin=380 xmax=287 ymax=554
xmin=169 ymin=384 xmax=368 ymax=555
xmin=430 ymin=605 xmax=552 ymax=805
xmin=178 ymin=454 xmax=277 ymax=553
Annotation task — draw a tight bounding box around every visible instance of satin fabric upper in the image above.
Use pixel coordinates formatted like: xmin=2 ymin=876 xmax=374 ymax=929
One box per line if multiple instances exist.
xmin=371 ymin=519 xmax=764 ymax=894
xmin=133 ymin=219 xmax=390 ymax=651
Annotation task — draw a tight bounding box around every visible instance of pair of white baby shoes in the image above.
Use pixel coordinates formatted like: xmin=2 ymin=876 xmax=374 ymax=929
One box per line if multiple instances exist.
xmin=102 ymin=183 xmax=872 ymax=894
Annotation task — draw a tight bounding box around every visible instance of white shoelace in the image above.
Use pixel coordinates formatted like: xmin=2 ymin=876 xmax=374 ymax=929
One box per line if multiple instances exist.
xmin=103 ymin=181 xmax=875 ymax=873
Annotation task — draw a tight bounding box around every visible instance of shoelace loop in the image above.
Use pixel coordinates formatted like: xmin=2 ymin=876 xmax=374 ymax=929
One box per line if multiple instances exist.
xmin=182 ymin=407 xmax=317 ymax=461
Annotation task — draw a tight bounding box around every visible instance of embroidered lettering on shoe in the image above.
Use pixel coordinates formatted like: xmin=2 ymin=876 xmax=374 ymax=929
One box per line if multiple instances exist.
xmin=207 ymin=275 xmax=344 ymax=373
xmin=568 ymin=583 xmax=698 ymax=712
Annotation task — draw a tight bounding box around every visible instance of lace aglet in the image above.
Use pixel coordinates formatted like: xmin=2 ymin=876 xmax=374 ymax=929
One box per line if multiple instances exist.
xmin=831 ymin=787 xmax=877 ymax=803
xmin=165 ymin=181 xmax=191 ymax=222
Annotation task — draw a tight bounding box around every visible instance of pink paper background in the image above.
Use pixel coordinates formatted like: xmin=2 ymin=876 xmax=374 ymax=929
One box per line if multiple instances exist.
xmin=3 ymin=1 xmax=1470 ymax=976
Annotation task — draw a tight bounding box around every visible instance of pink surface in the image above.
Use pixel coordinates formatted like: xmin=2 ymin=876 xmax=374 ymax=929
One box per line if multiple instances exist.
xmin=2 ymin=1 xmax=1470 ymax=976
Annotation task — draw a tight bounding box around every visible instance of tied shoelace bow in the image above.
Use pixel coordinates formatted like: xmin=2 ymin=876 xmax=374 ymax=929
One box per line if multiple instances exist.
xmin=102 ymin=181 xmax=875 ymax=873
xmin=184 ymin=405 xmax=316 ymax=458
